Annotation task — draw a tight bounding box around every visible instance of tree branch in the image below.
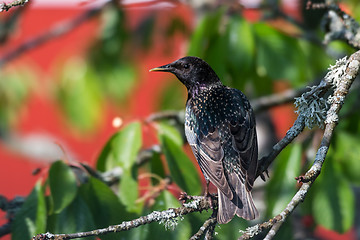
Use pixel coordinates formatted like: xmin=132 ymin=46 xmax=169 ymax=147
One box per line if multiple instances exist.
xmin=32 ymin=195 xmax=216 ymax=240
xmin=256 ymin=79 xmax=331 ymax=179
xmin=307 ymin=0 xmax=360 ymax=49
xmin=240 ymin=50 xmax=360 ymax=240
xmin=0 ymin=0 xmax=29 ymax=12
xmin=0 ymin=5 xmax=103 ymax=68
xmin=189 ymin=215 xmax=217 ymax=240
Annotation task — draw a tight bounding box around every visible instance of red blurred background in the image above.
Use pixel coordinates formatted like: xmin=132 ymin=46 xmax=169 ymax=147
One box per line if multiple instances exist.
xmin=0 ymin=1 xmax=354 ymax=239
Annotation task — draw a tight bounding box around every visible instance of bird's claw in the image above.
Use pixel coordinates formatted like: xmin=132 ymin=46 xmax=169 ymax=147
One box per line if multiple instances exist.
xmin=179 ymin=192 xmax=191 ymax=203
xmin=295 ymin=175 xmax=309 ymax=183
xmin=204 ymin=193 xmax=217 ymax=210
xmin=260 ymin=169 xmax=270 ymax=181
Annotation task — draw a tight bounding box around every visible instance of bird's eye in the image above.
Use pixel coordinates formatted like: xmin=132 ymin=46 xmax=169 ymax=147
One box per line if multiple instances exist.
xmin=184 ymin=64 xmax=190 ymax=69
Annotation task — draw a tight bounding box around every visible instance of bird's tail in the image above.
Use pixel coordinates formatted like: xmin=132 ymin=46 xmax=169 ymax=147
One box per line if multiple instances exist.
xmin=217 ymin=183 xmax=258 ymax=224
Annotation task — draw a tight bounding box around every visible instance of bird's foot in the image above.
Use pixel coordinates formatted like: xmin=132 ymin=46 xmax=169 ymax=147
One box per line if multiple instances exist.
xmin=179 ymin=192 xmax=191 ymax=203
xmin=203 ymin=192 xmax=217 ymax=210
xmin=295 ymin=175 xmax=310 ymax=183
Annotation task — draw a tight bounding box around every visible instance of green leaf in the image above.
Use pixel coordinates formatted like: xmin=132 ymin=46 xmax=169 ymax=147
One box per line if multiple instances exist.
xmin=254 ymin=23 xmax=307 ymax=86
xmin=266 ymin=143 xmax=302 ymax=217
xmin=158 ymin=129 xmax=201 ymax=195
xmin=187 ymin=8 xmax=231 ymax=80
xmin=12 ymin=181 xmax=46 ymax=240
xmin=334 ymin=132 xmax=360 ymax=184
xmin=119 ymin=168 xmax=142 ymax=213
xmin=225 ymin=15 xmax=255 ymax=89
xmin=57 ymin=58 xmax=103 ymax=131
xmin=187 ymin=8 xmax=226 ymax=57
xmin=149 ymin=151 xmax=166 ymax=185
xmin=47 ymin=194 xmax=95 ymax=238
xmin=100 ymin=63 xmax=137 ymax=102
xmin=97 ymin=121 xmax=142 ymax=171
xmin=0 ymin=67 xmax=32 ymax=132
xmin=153 ymin=190 xmax=181 ymax=210
xmin=49 ymin=160 xmax=77 ymax=214
xmin=79 ymin=177 xmax=133 ymax=240
xmin=312 ymin=153 xmax=355 ymax=233
xmin=156 ymin=122 xmax=183 ymax=147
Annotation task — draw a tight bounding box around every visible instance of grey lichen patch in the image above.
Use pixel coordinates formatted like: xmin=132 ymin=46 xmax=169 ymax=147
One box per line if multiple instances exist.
xmin=159 ymin=216 xmax=183 ymax=231
xmin=183 ymin=198 xmax=201 ymax=209
xmin=294 ymin=86 xmax=329 ymax=129
xmin=325 ymin=56 xmax=348 ymax=88
xmin=239 ymin=224 xmax=260 ymax=238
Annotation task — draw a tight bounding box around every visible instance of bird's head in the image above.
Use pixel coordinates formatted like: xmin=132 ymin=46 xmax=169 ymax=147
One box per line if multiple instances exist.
xmin=150 ymin=56 xmax=221 ymax=91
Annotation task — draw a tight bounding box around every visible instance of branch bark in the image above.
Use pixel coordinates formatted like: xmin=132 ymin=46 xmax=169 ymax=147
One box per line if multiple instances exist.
xmin=32 ymin=196 xmax=216 ymax=240
xmin=0 ymin=0 xmax=29 ymax=12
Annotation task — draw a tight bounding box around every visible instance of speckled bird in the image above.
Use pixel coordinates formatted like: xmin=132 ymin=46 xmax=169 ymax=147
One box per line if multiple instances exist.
xmin=150 ymin=56 xmax=259 ymax=224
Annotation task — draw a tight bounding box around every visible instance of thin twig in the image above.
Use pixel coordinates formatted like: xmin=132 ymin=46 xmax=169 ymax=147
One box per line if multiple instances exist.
xmin=251 ymin=87 xmax=307 ymax=113
xmin=307 ymin=1 xmax=360 ymax=49
xmin=0 ymin=0 xmax=29 ymax=12
xmin=146 ymin=86 xmax=309 ymax=125
xmin=190 ymin=216 xmax=217 ymax=240
xmin=256 ymin=80 xmax=331 ymax=179
xmin=0 ymin=6 xmax=103 ymax=68
xmin=204 ymin=221 xmax=217 ymax=240
xmin=0 ymin=223 xmax=10 ymax=237
xmin=32 ymin=195 xmax=216 ymax=240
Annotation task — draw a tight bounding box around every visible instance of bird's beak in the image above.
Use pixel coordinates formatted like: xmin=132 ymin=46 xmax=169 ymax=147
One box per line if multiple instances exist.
xmin=149 ymin=64 xmax=173 ymax=73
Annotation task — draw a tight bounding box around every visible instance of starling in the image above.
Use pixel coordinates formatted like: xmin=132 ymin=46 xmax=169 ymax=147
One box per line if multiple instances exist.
xmin=150 ymin=56 xmax=259 ymax=223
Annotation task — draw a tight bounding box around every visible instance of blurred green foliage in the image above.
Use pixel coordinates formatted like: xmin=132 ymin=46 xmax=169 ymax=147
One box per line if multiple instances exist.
xmin=0 ymin=68 xmax=33 ymax=137
xmin=5 ymin=1 xmax=360 ymax=239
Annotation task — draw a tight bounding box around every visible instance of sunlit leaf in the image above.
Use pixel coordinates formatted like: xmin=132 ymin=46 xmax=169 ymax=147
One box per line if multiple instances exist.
xmin=158 ymin=130 xmax=201 ymax=195
xmin=0 ymin=68 xmax=32 ymax=132
xmin=187 ymin=7 xmax=225 ymax=57
xmin=57 ymin=59 xmax=103 ymax=131
xmin=153 ymin=190 xmax=181 ymax=211
xmin=119 ymin=168 xmax=142 ymax=213
xmin=156 ymin=122 xmax=183 ymax=147
xmin=49 ymin=160 xmax=77 ymax=214
xmin=97 ymin=121 xmax=142 ymax=171
xmin=11 ymin=181 xmax=46 ymax=240
xmin=100 ymin=63 xmax=137 ymax=102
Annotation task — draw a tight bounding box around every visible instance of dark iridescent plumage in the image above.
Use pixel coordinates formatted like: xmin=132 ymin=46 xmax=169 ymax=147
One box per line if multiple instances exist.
xmin=150 ymin=56 xmax=259 ymax=223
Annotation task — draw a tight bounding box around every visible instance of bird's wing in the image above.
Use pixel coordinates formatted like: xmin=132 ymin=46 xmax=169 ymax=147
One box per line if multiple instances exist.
xmin=229 ymin=90 xmax=258 ymax=191
xmin=185 ymin=124 xmax=233 ymax=200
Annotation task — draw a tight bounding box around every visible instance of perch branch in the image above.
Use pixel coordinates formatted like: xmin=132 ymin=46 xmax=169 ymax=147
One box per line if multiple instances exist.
xmin=32 ymin=195 xmax=216 ymax=240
